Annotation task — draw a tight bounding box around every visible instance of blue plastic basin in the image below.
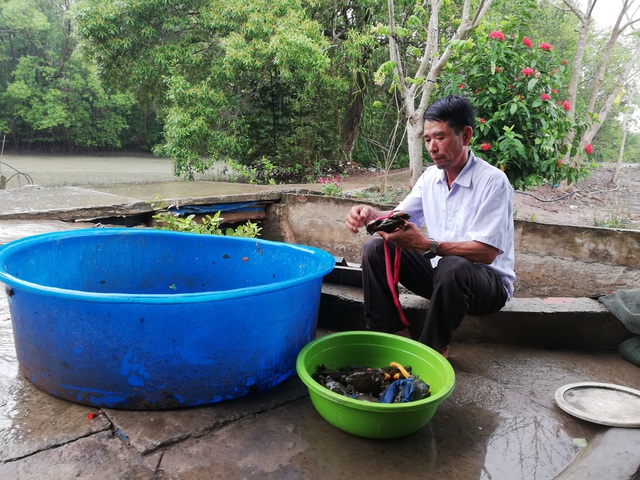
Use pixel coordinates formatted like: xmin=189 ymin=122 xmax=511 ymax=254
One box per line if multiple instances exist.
xmin=0 ymin=228 xmax=334 ymax=409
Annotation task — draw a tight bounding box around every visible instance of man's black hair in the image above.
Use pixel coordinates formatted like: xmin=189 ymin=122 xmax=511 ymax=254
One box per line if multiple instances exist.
xmin=423 ymin=95 xmax=475 ymax=134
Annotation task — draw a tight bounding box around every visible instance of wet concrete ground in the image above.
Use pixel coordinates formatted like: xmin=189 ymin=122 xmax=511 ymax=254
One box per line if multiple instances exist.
xmin=0 ymin=163 xmax=639 ymax=478
xmin=1 ymin=221 xmax=639 ymax=479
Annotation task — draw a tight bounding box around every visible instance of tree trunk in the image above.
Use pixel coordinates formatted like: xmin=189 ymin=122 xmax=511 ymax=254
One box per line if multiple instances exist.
xmin=406 ymin=119 xmax=424 ymax=181
xmin=562 ymin=0 xmax=638 ymax=171
xmin=340 ymin=68 xmax=367 ymax=162
xmin=386 ymin=0 xmax=494 ymax=186
xmin=614 ymin=112 xmax=628 ymax=183
xmin=561 ymin=0 xmax=594 ymax=164
xmin=581 ymin=44 xmax=640 ymax=147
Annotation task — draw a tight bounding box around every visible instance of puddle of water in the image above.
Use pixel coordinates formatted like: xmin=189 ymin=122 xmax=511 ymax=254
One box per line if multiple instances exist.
xmin=481 ymin=414 xmax=579 ymax=479
xmin=0 ymin=302 xmax=18 ymax=385
xmin=0 ymin=303 xmax=21 ymax=443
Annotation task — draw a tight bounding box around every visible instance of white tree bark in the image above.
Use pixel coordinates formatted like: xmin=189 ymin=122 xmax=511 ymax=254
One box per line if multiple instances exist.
xmin=581 ymin=44 xmax=640 ymax=146
xmin=386 ymin=0 xmax=494 ymax=186
xmin=562 ymin=0 xmax=640 ymax=169
xmin=614 ymin=112 xmax=628 ymax=183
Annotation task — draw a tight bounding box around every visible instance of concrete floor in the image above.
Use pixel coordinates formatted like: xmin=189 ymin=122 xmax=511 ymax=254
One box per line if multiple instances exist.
xmin=0 ymin=171 xmax=639 ymax=479
xmin=0 ymin=221 xmax=639 ymax=479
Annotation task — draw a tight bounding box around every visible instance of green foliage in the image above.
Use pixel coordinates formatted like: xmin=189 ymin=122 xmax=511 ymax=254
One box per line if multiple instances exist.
xmin=2 ymin=54 xmax=135 ymax=146
xmin=318 ymin=175 xmax=344 ymax=197
xmin=0 ymin=0 xmax=135 ymax=148
xmin=592 ymin=211 xmax=630 ymax=229
xmin=227 ymin=157 xmax=286 ymax=185
xmin=350 ymin=185 xmax=408 ymax=205
xmin=149 ymin=196 xmax=262 ymax=237
xmin=439 ymin=28 xmax=593 ymax=189
xmin=77 ymin=0 xmax=337 ymax=180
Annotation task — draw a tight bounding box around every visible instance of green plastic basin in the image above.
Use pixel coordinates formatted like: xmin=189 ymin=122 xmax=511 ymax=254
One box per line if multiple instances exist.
xmin=296 ymin=331 xmax=455 ymax=439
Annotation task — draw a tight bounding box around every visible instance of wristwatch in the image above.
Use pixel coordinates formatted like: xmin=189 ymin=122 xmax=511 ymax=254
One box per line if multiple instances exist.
xmin=423 ymin=238 xmax=438 ymax=259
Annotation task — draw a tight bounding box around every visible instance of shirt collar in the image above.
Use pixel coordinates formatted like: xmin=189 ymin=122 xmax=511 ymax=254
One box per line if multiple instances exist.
xmin=436 ymin=150 xmax=476 ymax=188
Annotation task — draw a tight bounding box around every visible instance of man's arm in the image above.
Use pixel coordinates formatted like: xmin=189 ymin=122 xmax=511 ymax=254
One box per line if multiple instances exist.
xmin=380 ymin=223 xmax=499 ymax=264
xmin=434 ymin=239 xmax=499 ymax=264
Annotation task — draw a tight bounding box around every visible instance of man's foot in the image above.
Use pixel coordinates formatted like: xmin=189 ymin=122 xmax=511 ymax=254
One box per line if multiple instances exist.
xmin=439 ymin=346 xmax=449 ymax=359
xmin=394 ymin=328 xmax=412 ymax=339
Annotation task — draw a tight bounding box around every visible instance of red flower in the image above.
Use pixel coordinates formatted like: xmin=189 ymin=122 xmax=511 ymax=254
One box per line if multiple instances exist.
xmin=495 ymin=67 xmax=503 ymax=73
xmin=585 ymin=144 xmax=593 ymax=154
xmin=480 ymin=143 xmax=491 ymax=151
xmin=563 ymin=100 xmax=571 ymax=111
xmin=521 ymin=67 xmax=534 ymax=77
xmin=561 ymin=59 xmax=568 ymax=65
xmin=539 ymin=42 xmax=552 ymax=51
xmin=479 ymin=118 xmax=486 ymax=124
xmin=552 ymin=88 xmax=559 ymax=94
xmin=522 ymin=37 xmax=533 ymax=48
xmin=489 ymin=31 xmax=505 ymax=41
xmin=458 ymin=83 xmax=465 ymax=89
xmin=540 ymin=93 xmax=551 ymax=101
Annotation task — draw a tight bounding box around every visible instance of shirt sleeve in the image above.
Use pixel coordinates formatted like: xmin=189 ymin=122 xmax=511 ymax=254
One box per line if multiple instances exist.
xmin=396 ymin=174 xmax=426 ymax=227
xmin=466 ymin=175 xmax=513 ymax=254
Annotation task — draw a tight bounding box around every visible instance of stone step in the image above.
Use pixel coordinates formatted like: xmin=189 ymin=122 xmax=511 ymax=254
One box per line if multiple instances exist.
xmin=319 ymin=283 xmax=633 ymax=350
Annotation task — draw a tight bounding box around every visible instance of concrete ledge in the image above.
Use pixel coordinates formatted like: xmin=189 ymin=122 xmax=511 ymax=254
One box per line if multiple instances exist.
xmin=457 ymin=297 xmax=631 ymax=350
xmin=319 ymin=283 xmax=633 ymax=350
xmin=555 ymin=427 xmax=640 ymax=479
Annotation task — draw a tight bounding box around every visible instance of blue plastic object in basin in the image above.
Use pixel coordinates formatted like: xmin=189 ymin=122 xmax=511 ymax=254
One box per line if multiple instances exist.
xmin=0 ymin=228 xmax=335 ymax=409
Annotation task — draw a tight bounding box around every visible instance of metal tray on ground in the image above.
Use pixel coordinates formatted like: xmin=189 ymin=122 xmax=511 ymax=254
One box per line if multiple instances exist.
xmin=555 ymin=382 xmax=640 ymax=427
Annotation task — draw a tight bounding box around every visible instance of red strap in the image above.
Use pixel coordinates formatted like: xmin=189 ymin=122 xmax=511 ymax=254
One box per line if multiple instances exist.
xmin=383 ymin=240 xmax=410 ymax=327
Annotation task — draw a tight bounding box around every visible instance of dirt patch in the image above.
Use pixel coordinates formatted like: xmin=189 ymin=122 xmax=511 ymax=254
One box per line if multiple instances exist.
xmin=513 ymin=164 xmax=640 ymax=230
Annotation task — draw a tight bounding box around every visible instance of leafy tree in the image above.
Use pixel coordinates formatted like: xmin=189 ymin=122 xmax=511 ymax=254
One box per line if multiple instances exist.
xmin=308 ymin=0 xmax=385 ymax=163
xmin=0 ymin=0 xmax=134 ymax=148
xmin=375 ymin=0 xmax=495 ymax=186
xmin=438 ymin=28 xmax=592 ymax=189
xmin=77 ymin=0 xmax=336 ymax=180
xmin=558 ymin=0 xmax=640 ymax=168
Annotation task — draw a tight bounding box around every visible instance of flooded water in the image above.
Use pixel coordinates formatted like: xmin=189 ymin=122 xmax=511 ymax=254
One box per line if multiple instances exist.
xmin=0 ymin=296 xmax=19 ymax=436
xmin=0 ymin=154 xmax=237 ymax=189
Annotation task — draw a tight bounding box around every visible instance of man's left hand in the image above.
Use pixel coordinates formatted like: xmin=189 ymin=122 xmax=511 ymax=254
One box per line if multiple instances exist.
xmin=378 ymin=222 xmax=429 ymax=252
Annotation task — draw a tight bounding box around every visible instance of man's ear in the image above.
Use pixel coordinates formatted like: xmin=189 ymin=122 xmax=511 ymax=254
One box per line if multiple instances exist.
xmin=462 ymin=125 xmax=473 ymax=146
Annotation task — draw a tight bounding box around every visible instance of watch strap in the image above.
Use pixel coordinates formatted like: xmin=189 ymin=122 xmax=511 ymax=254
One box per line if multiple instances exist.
xmin=423 ymin=238 xmax=438 ymax=259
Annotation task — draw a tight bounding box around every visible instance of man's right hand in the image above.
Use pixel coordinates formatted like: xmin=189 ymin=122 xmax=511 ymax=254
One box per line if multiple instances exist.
xmin=345 ymin=205 xmax=388 ymax=233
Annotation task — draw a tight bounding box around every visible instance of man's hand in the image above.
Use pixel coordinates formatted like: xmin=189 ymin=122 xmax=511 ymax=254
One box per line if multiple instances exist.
xmin=379 ymin=222 xmax=429 ymax=251
xmin=345 ymin=205 xmax=389 ymax=233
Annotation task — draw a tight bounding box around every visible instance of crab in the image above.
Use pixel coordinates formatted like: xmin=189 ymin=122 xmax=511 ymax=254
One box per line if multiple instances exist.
xmin=365 ymin=211 xmax=411 ymax=235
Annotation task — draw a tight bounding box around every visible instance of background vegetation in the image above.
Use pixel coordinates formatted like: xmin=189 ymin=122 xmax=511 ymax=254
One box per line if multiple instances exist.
xmin=1 ymin=0 xmax=639 ymax=188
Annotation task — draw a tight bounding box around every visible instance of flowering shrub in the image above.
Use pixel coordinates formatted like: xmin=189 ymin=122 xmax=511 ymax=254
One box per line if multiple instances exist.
xmin=319 ymin=175 xmax=344 ymax=197
xmin=439 ymin=30 xmax=591 ymax=189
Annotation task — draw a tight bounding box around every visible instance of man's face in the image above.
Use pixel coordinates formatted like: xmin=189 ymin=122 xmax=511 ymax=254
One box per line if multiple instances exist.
xmin=423 ymin=120 xmax=471 ymax=170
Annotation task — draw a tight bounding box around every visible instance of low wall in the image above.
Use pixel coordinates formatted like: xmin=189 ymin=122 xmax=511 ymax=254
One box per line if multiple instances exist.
xmin=263 ymin=193 xmax=640 ymax=298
